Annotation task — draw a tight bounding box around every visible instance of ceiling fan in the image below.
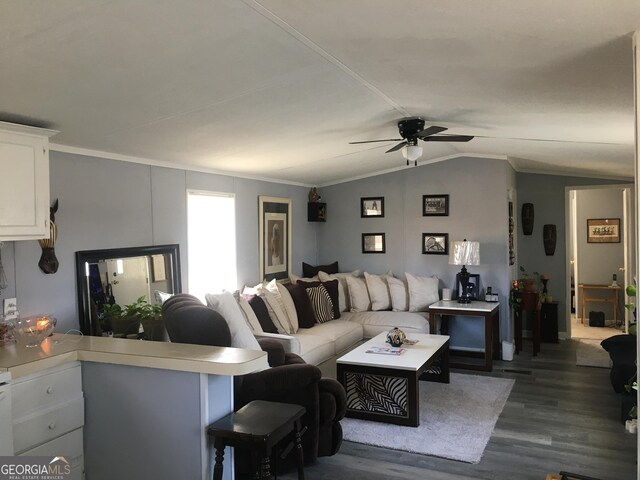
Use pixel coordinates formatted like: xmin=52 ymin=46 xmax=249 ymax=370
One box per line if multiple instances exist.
xmin=349 ymin=117 xmax=474 ymax=165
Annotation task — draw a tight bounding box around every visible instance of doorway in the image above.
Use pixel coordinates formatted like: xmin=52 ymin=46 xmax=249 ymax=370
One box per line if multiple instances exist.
xmin=566 ymin=185 xmax=635 ymax=341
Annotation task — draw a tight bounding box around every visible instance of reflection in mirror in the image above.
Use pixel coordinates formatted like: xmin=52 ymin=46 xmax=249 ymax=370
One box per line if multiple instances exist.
xmin=76 ymin=245 xmax=181 ymax=338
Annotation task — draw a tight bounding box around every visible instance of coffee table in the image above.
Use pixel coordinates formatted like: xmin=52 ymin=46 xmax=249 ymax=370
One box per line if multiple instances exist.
xmin=336 ymin=332 xmax=449 ymax=427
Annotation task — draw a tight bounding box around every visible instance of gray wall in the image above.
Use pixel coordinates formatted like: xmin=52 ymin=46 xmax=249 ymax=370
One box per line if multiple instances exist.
xmin=317 ymin=157 xmax=514 ymax=349
xmin=2 ymin=151 xmax=317 ymax=332
xmin=576 ymin=187 xmax=625 ymax=320
xmin=515 ymin=173 xmax=630 ymax=335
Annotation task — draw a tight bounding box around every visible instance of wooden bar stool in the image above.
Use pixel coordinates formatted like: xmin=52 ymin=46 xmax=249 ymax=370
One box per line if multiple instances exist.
xmin=206 ymin=400 xmax=306 ymax=480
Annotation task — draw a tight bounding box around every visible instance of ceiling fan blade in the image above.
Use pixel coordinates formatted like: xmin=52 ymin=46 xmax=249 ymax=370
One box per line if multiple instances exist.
xmin=423 ymin=135 xmax=474 ymax=142
xmin=415 ymin=125 xmax=448 ymax=139
xmin=386 ymin=141 xmax=408 ymax=153
xmin=349 ymin=138 xmax=403 ymax=144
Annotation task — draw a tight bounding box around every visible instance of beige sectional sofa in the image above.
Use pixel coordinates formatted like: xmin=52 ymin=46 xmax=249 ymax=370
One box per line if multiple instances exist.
xmin=255 ymin=310 xmax=430 ymax=367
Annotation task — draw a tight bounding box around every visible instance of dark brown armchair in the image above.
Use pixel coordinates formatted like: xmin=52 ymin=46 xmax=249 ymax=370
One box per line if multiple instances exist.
xmin=161 ymin=294 xmax=346 ymax=465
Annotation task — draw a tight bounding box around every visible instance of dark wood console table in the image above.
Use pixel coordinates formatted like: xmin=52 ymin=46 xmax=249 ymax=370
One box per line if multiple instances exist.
xmin=428 ymin=300 xmax=500 ymax=372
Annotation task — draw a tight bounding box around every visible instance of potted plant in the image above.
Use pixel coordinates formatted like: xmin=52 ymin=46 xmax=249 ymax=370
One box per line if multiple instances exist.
xmin=102 ymin=296 xmax=163 ymax=340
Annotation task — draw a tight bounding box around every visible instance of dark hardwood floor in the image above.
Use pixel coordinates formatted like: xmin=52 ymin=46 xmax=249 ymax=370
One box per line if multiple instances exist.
xmin=283 ymin=339 xmax=638 ymax=480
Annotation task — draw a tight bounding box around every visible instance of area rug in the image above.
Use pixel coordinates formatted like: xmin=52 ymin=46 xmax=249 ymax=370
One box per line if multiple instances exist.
xmin=341 ymin=373 xmax=514 ymax=464
xmin=575 ymin=339 xmax=611 ymax=368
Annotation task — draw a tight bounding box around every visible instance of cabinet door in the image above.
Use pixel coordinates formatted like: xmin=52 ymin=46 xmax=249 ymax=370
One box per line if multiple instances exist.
xmin=0 ymin=129 xmax=50 ymax=239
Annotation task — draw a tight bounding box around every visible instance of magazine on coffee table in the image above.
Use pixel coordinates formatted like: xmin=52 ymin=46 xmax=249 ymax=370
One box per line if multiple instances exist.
xmin=366 ymin=346 xmax=405 ymax=355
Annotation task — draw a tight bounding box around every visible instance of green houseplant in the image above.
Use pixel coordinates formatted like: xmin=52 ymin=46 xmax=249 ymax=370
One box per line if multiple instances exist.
xmin=101 ymin=296 xmax=162 ymax=340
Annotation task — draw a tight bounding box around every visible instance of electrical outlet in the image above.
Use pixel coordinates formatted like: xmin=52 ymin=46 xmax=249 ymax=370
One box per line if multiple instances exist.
xmin=3 ymin=298 xmax=17 ymax=315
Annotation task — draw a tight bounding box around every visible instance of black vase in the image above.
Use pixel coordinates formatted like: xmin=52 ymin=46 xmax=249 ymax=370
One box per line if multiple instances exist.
xmin=522 ymin=203 xmax=534 ymax=235
xmin=543 ymin=224 xmax=557 ymax=256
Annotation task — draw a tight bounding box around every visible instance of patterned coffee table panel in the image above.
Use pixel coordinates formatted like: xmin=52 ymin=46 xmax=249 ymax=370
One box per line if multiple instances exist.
xmin=345 ymin=372 xmax=408 ymax=418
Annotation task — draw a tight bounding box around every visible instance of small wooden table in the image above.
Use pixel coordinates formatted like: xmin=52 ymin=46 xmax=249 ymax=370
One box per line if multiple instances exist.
xmin=428 ymin=300 xmax=500 ymax=372
xmin=579 ymin=284 xmax=621 ymax=324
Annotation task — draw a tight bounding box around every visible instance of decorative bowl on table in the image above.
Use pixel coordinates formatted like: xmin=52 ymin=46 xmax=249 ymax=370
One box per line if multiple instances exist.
xmin=386 ymin=327 xmax=407 ymax=347
xmin=13 ymin=315 xmax=56 ymax=347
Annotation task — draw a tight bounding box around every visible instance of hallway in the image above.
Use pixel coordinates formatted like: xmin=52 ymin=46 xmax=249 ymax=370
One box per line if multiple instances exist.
xmin=570 ymin=313 xmax=624 ymax=340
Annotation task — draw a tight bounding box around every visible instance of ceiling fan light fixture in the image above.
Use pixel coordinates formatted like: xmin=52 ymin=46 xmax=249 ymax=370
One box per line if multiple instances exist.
xmin=402 ymin=144 xmax=423 ymax=162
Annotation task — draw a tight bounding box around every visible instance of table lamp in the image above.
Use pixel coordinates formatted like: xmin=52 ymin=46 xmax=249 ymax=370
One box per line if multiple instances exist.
xmin=449 ymin=239 xmax=480 ymax=303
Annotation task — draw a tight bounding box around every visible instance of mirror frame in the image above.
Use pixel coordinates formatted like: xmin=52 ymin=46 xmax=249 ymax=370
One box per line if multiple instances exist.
xmin=75 ymin=244 xmax=182 ymax=335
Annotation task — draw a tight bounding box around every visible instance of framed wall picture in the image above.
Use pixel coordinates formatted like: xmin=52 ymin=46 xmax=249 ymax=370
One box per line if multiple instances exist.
xmin=259 ymin=196 xmax=292 ymax=281
xmin=361 ymin=197 xmax=384 ymax=218
xmin=587 ymin=218 xmax=620 ymax=243
xmin=422 ymin=233 xmax=448 ymax=255
xmin=423 ymin=194 xmax=449 ymax=216
xmin=455 ymin=273 xmax=480 ymax=301
xmin=362 ymin=233 xmax=386 ymax=254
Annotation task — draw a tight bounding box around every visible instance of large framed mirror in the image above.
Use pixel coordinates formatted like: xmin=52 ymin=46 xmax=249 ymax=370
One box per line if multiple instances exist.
xmin=75 ymin=244 xmax=181 ymax=338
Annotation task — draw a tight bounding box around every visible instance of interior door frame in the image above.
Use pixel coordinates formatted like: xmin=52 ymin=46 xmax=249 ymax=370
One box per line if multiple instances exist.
xmin=565 ymin=184 xmax=634 ymax=338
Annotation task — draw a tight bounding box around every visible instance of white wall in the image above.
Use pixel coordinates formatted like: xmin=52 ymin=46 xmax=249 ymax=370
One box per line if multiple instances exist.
xmin=1 ymin=151 xmax=317 ymax=332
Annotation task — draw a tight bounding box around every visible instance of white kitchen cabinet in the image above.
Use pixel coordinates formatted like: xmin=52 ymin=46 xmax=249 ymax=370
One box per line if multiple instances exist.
xmin=0 ymin=372 xmax=12 ymax=455
xmin=0 ymin=121 xmax=57 ymax=240
xmin=12 ymin=362 xmax=84 ymax=477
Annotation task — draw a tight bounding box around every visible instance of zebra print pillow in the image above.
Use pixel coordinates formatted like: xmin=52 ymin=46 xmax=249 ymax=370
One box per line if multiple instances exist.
xmin=304 ymin=284 xmax=335 ymax=324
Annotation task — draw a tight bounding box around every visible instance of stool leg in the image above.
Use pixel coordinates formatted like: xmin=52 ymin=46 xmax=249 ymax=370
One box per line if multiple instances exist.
xmin=259 ymin=455 xmax=272 ymax=480
xmin=213 ymin=440 xmax=225 ymax=480
xmin=294 ymin=420 xmax=305 ymax=480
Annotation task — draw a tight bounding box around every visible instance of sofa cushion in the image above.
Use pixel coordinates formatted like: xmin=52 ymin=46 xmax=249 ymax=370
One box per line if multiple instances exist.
xmin=285 ymin=283 xmax=316 ymax=329
xmin=297 ymin=320 xmax=364 ymax=356
xmin=256 ymin=284 xmax=293 ymax=334
xmin=262 ymin=279 xmax=295 ymax=333
xmin=319 ymin=271 xmax=360 ymax=312
xmin=276 ymin=282 xmax=299 ymax=333
xmin=387 ymin=277 xmax=409 ymax=312
xmin=304 ymin=284 xmax=335 ymax=324
xmin=406 ymin=272 xmax=439 ymax=312
xmin=204 ymin=292 xmax=262 ymax=350
xmin=303 ymin=261 xmax=339 ymax=277
xmin=301 ymin=280 xmax=341 ymax=319
xmin=294 ymin=333 xmax=336 ymax=365
xmin=345 ymin=275 xmax=371 ymax=312
xmin=290 ymin=273 xmax=320 ymax=284
xmin=340 ymin=311 xmax=430 ymax=338
xmin=364 ymin=272 xmax=393 ymax=311
xmin=233 ymin=291 xmax=264 ymax=333
xmin=247 ymin=295 xmax=278 ymax=333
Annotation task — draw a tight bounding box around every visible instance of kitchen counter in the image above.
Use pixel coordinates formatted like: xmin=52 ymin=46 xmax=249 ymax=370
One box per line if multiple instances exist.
xmin=1 ymin=334 xmax=269 ymax=480
xmin=0 ymin=333 xmax=268 ymax=379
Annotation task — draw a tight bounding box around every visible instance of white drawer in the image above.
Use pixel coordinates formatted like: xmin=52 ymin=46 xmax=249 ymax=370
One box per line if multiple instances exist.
xmin=13 ymin=362 xmax=82 ymax=420
xmin=19 ymin=426 xmax=84 ymax=461
xmin=13 ymin=396 xmax=84 ymax=454
xmin=0 ymin=382 xmax=13 ymax=455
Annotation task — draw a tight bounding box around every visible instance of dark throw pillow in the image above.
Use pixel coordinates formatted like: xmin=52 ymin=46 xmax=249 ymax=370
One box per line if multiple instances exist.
xmin=247 ymin=295 xmax=277 ymax=333
xmin=301 ymin=280 xmax=341 ymax=319
xmin=284 ymin=283 xmax=316 ymax=329
xmin=304 ymin=284 xmax=335 ymax=324
xmin=302 ymin=261 xmax=339 ymax=278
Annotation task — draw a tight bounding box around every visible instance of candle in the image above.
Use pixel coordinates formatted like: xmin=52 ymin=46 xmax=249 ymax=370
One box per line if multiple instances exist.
xmin=36 ymin=318 xmax=50 ymax=331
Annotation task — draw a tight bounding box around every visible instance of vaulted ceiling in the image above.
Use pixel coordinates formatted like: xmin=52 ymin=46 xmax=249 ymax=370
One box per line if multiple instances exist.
xmin=1 ymin=1 xmax=638 ymax=185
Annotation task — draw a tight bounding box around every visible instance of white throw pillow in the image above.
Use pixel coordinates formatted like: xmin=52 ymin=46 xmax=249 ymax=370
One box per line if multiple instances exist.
xmin=263 ymin=279 xmax=295 ymax=333
xmin=364 ymin=272 xmax=393 ymax=311
xmin=345 ymin=275 xmax=371 ymax=312
xmin=204 ymin=292 xmax=262 ymax=350
xmin=387 ymin=277 xmax=409 ymax=312
xmin=318 ymin=270 xmax=359 ymax=312
xmin=154 ymin=290 xmax=173 ymax=305
xmin=232 ymin=291 xmax=263 ymax=333
xmin=276 ymin=282 xmax=299 ymax=333
xmin=256 ymin=285 xmax=293 ymax=334
xmin=289 ymin=273 xmax=319 ymax=284
xmin=405 ymin=272 xmax=440 ymax=312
